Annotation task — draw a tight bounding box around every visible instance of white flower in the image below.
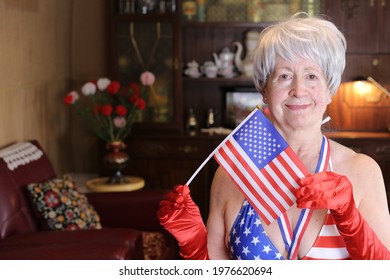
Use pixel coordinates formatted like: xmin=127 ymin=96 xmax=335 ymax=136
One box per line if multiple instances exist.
xmin=81 ymin=82 xmax=97 ymax=96
xmin=97 ymin=78 xmax=111 ymax=91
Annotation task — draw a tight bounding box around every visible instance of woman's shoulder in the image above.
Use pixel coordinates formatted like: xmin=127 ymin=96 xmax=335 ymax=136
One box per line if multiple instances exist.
xmin=329 ymin=139 xmax=384 ymax=200
xmin=211 ymin=167 xmax=242 ymax=196
xmin=329 ymin=139 xmax=381 ymax=173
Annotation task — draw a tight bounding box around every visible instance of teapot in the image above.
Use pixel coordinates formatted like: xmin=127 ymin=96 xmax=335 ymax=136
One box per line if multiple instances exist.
xmin=212 ymin=47 xmax=235 ymax=78
xmin=234 ymin=30 xmax=260 ymax=77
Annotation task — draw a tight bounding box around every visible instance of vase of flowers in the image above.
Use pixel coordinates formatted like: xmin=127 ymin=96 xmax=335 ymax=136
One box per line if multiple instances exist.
xmin=64 ymin=71 xmax=155 ymax=184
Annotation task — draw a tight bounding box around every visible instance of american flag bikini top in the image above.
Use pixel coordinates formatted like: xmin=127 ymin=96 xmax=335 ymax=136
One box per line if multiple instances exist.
xmin=227 ymin=200 xmax=350 ymax=260
xmin=228 ymin=136 xmax=350 ymax=260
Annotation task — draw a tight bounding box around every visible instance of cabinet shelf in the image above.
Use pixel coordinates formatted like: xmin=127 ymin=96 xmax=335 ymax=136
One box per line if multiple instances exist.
xmin=113 ymin=13 xmax=178 ymax=22
xmin=181 ymin=21 xmax=270 ymax=29
xmin=183 ymin=76 xmax=254 ymax=86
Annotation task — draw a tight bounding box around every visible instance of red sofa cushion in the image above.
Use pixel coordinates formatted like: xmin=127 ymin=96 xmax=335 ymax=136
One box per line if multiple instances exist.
xmin=0 ymin=140 xmax=56 ymax=239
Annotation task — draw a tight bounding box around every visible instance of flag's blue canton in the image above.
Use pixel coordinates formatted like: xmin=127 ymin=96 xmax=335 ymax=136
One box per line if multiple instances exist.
xmin=232 ymin=111 xmax=288 ymax=170
xmin=228 ymin=200 xmax=284 ymax=260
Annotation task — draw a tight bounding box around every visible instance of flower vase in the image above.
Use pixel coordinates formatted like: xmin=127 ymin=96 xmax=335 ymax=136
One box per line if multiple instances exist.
xmin=103 ymin=141 xmax=129 ymax=184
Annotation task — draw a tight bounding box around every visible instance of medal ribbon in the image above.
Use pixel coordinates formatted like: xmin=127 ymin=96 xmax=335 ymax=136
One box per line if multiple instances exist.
xmin=277 ymin=135 xmax=331 ymax=260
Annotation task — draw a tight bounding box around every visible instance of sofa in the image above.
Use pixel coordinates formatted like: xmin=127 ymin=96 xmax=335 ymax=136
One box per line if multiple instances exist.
xmin=0 ymin=140 xmax=178 ymax=260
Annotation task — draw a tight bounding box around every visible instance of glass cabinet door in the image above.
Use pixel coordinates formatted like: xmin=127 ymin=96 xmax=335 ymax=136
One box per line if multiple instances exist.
xmin=109 ymin=10 xmax=182 ymax=131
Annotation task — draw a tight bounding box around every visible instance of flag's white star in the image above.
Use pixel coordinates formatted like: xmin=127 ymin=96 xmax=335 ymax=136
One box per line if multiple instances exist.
xmin=242 ymin=246 xmax=250 ymax=256
xmin=251 ymin=236 xmax=260 ymax=246
xmin=275 ymin=252 xmax=283 ymax=259
xmin=263 ymin=245 xmax=272 ymax=254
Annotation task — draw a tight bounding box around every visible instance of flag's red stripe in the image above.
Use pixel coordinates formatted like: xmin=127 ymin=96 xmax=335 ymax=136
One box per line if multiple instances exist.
xmin=224 ymin=140 xmax=288 ymax=218
xmin=312 ymin=235 xmax=346 ymax=248
xmin=215 ymin=152 xmax=273 ymax=225
xmin=265 ymin=160 xmax=295 ymax=205
xmin=216 ymin=142 xmax=278 ymax=222
xmin=273 ymin=153 xmax=301 ymax=192
xmin=283 ymin=147 xmax=309 ymax=176
xmin=222 ymin=141 xmax=279 ymax=219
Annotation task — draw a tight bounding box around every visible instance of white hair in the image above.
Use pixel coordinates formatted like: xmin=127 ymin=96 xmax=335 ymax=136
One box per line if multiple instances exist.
xmin=253 ymin=13 xmax=347 ymax=96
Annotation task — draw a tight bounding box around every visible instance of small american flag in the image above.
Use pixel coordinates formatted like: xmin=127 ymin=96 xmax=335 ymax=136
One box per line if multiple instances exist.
xmin=214 ymin=109 xmax=309 ymax=225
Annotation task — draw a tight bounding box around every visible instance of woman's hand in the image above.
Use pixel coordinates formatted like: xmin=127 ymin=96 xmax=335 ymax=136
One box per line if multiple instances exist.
xmin=157 ymin=185 xmax=209 ymax=260
xmin=295 ymin=171 xmax=390 ymax=259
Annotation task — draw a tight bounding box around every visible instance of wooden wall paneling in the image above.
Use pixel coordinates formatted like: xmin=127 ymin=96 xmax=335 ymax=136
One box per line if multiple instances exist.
xmin=328 ymin=0 xmax=390 ymax=54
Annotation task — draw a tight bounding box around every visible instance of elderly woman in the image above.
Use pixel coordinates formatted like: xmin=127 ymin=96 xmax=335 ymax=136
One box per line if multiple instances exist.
xmin=158 ymin=13 xmax=390 ymax=260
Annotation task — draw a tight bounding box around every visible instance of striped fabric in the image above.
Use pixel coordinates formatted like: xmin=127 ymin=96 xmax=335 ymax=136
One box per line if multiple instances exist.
xmin=214 ymin=109 xmax=308 ymax=225
xmin=302 ymin=211 xmax=350 ymax=260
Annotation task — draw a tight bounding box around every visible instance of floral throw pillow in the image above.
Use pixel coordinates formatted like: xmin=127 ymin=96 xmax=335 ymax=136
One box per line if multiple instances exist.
xmin=27 ymin=176 xmax=102 ymax=231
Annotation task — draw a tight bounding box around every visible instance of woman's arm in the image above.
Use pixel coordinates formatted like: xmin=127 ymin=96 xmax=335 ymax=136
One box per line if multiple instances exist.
xmin=348 ymin=153 xmax=390 ymax=249
xmin=206 ymin=167 xmax=234 ymax=260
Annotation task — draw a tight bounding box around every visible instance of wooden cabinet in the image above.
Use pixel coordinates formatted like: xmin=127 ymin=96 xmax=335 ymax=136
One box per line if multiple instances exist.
xmin=325 ymin=0 xmax=390 ymax=54
xmin=324 ymin=0 xmax=390 ymax=84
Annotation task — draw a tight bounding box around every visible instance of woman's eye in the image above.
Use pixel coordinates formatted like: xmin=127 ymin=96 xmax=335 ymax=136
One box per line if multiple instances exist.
xmin=308 ymin=74 xmax=317 ymax=80
xmin=280 ymin=74 xmax=290 ymax=80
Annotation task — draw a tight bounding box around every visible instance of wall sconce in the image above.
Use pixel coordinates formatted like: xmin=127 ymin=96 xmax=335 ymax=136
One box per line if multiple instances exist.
xmin=352 ymin=76 xmax=390 ymax=103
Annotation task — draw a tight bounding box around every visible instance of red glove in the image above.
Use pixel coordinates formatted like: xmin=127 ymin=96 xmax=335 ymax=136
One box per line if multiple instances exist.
xmin=295 ymin=171 xmax=390 ymax=260
xmin=157 ymin=185 xmax=209 ymax=260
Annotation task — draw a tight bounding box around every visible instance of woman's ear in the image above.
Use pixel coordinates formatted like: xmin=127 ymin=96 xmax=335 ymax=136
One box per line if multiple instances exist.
xmin=326 ymin=92 xmax=333 ymax=105
xmin=261 ymin=90 xmax=268 ymax=104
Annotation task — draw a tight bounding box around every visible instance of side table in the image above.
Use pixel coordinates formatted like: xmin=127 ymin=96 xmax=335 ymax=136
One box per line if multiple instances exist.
xmin=86 ymin=176 xmax=145 ymax=192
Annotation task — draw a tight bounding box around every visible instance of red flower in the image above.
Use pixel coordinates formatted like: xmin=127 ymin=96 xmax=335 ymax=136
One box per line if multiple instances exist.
xmin=63 ymin=95 xmax=74 ymax=105
xmin=44 ymin=190 xmax=61 ymax=208
xmin=101 ymin=104 xmax=113 ymax=116
xmin=107 ymin=81 xmax=120 ymax=94
xmin=66 ymin=224 xmax=79 ymax=230
xmin=128 ymin=83 xmax=140 ymax=96
xmin=136 ymin=98 xmax=146 ymax=110
xmin=128 ymin=93 xmax=138 ymax=104
xmin=115 ymin=105 xmax=127 ymax=116
xmin=63 ymin=91 xmax=79 ymax=105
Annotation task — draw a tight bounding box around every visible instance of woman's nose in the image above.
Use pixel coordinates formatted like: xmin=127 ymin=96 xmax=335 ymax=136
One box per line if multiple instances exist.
xmin=289 ymin=77 xmax=306 ymax=98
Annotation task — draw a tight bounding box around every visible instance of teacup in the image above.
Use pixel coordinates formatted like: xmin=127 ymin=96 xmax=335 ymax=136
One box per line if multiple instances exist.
xmin=201 ymin=61 xmax=218 ymax=78
xmin=184 ymin=67 xmax=201 ymax=78
xmin=219 ymin=66 xmax=235 ymax=78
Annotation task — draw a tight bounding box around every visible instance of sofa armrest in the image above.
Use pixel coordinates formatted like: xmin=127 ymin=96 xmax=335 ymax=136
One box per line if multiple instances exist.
xmin=86 ymin=189 xmax=167 ymax=231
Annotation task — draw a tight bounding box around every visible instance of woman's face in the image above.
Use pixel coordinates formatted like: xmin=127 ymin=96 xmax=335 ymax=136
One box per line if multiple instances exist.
xmin=264 ymin=56 xmax=331 ymax=132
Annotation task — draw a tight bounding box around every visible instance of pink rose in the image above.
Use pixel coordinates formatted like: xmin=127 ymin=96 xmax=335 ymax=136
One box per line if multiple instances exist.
xmin=113 ymin=116 xmax=127 ymax=128
xmin=140 ymin=71 xmax=155 ymax=86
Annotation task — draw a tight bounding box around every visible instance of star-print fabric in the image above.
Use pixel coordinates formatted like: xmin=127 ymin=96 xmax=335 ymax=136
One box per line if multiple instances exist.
xmin=228 ymin=200 xmax=284 ymax=260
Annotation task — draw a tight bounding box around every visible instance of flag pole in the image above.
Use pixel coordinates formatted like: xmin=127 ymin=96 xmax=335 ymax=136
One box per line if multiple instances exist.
xmin=186 ymin=108 xmax=260 ymax=186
